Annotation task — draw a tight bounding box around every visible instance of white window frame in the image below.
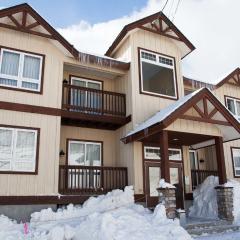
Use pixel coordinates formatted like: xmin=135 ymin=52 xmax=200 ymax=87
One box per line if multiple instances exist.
xmin=189 ymin=150 xmax=198 ymax=170
xmin=225 ymin=96 xmax=240 ymax=121
xmin=231 ymin=147 xmax=240 ymax=177
xmin=144 ymin=146 xmax=182 ymax=161
xmin=68 ymin=140 xmax=102 ymax=166
xmin=0 ymin=126 xmax=38 ymax=172
xmin=139 ymin=49 xmax=177 ymax=99
xmin=70 ymin=76 xmax=102 ymax=90
xmin=0 ymin=48 xmax=43 ymax=92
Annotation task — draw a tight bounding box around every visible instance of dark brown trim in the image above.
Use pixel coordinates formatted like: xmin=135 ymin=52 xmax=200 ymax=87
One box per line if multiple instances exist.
xmin=134 ymin=194 xmax=146 ymax=202
xmin=230 ymin=147 xmax=240 ymax=178
xmin=0 ymin=124 xmax=40 ymax=175
xmin=185 ymin=193 xmax=193 ymax=200
xmin=138 ymin=47 xmax=179 ymax=100
xmin=105 ymin=11 xmax=195 ymax=58
xmin=0 ymin=195 xmax=91 ymax=205
xmin=216 ymin=68 xmax=240 ymax=88
xmin=66 ymin=138 xmax=103 ymax=166
xmin=0 ymin=45 xmax=45 ymax=94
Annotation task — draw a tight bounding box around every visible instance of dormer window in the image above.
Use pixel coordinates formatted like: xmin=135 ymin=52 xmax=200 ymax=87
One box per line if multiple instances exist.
xmin=139 ymin=48 xmax=177 ymax=99
xmin=0 ymin=48 xmax=44 ymax=93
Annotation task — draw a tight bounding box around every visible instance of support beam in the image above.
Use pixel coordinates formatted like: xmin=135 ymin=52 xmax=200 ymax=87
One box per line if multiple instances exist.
xmin=215 ymin=136 xmax=227 ymax=184
xmin=160 ymin=130 xmax=170 ymax=182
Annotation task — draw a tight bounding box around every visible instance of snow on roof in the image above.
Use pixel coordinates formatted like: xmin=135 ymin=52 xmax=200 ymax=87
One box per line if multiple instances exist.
xmin=126 ymin=88 xmax=203 ymax=137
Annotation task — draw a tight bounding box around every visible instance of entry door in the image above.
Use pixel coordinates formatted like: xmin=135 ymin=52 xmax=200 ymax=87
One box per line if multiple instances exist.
xmin=70 ymin=77 xmax=102 ymax=112
xmin=145 ymin=162 xmax=183 ymax=208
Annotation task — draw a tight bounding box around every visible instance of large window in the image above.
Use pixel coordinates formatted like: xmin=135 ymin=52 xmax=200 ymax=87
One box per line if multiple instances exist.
xmin=0 ymin=48 xmax=43 ymax=92
xmin=225 ymin=96 xmax=240 ymax=121
xmin=139 ymin=49 xmax=177 ymax=99
xmin=68 ymin=140 xmax=102 ymax=166
xmin=144 ymin=146 xmax=182 ymax=161
xmin=0 ymin=126 xmax=38 ymax=173
xmin=231 ymin=148 xmax=240 ymax=177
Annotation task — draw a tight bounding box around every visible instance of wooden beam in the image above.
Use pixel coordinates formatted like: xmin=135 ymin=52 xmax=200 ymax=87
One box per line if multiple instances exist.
xmin=8 ymin=14 xmax=20 ymax=27
xmin=208 ymin=108 xmax=218 ymax=119
xmin=179 ymin=115 xmax=231 ymax=126
xmin=160 ymin=130 xmax=170 ymax=182
xmin=22 ymin=11 xmax=27 ymax=27
xmin=215 ymin=136 xmax=227 ymax=184
xmin=26 ymin=21 xmax=40 ymax=30
xmin=193 ymin=104 xmax=205 ymax=118
xmin=159 ymin=18 xmax=163 ymax=32
xmin=203 ymin=98 xmax=208 ymax=116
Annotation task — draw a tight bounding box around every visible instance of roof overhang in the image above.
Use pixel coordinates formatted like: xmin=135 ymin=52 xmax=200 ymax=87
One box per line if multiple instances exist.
xmin=105 ymin=11 xmax=195 ymax=59
xmin=122 ymin=88 xmax=240 ymax=148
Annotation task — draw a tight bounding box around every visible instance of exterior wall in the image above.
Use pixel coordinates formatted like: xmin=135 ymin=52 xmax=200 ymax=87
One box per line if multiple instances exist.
xmin=0 ymin=28 xmax=64 ymax=109
xmin=60 ymin=126 xmax=117 ymax=167
xmin=197 ymin=146 xmax=217 ymax=171
xmin=0 ymin=110 xmax=60 ymax=196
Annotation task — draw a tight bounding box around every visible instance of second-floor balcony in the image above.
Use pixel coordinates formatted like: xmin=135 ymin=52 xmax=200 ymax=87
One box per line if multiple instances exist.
xmin=61 ymin=83 xmax=131 ymax=129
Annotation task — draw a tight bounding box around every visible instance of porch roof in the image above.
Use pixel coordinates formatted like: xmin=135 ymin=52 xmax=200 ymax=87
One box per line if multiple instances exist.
xmin=122 ymin=88 xmax=240 ymax=147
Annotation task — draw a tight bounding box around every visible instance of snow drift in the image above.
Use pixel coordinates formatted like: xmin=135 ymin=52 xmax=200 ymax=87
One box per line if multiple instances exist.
xmin=0 ymin=186 xmax=192 ymax=240
xmin=189 ymin=176 xmax=219 ymax=219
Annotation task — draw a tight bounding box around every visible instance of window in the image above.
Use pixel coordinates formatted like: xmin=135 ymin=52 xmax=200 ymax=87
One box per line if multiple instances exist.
xmin=231 ymin=148 xmax=240 ymax=177
xmin=0 ymin=48 xmax=43 ymax=92
xmin=139 ymin=49 xmax=177 ymax=98
xmin=226 ymin=97 xmax=240 ymax=121
xmin=144 ymin=146 xmax=182 ymax=161
xmin=0 ymin=126 xmax=38 ymax=172
xmin=68 ymin=140 xmax=101 ymax=166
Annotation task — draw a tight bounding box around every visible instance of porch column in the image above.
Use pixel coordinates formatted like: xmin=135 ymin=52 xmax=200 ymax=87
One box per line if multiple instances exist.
xmin=160 ymin=130 xmax=170 ymax=182
xmin=215 ymin=136 xmax=227 ymax=184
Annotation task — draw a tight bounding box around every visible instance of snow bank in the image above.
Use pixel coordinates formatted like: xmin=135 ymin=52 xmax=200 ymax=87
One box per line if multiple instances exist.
xmin=189 ymin=176 xmax=219 ymax=219
xmin=0 ymin=186 xmax=192 ymax=240
xmin=224 ymin=179 xmax=240 ymax=222
xmin=159 ymin=179 xmax=176 ymax=188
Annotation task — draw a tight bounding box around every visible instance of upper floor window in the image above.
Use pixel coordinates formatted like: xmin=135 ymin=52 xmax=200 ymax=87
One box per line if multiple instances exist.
xmin=225 ymin=96 xmax=240 ymax=121
xmin=231 ymin=147 xmax=240 ymax=177
xmin=139 ymin=49 xmax=177 ymax=99
xmin=0 ymin=126 xmax=38 ymax=173
xmin=0 ymin=48 xmax=43 ymax=92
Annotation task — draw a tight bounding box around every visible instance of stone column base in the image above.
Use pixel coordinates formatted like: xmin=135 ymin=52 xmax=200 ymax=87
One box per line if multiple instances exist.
xmin=157 ymin=187 xmax=176 ymax=219
xmin=215 ymin=186 xmax=234 ymax=222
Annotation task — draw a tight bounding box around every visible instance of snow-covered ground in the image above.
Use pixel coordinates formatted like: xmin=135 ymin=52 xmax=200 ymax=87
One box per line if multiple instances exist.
xmin=195 ymin=231 xmax=240 ymax=240
xmin=0 ymin=186 xmax=191 ymax=240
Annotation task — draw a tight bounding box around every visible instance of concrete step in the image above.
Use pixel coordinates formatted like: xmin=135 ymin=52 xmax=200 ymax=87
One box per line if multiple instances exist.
xmin=186 ymin=220 xmax=232 ymax=230
xmin=187 ymin=223 xmax=240 ymax=237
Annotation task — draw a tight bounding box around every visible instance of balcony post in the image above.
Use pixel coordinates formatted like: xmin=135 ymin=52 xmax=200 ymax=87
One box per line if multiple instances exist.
xmin=160 ymin=130 xmax=170 ymax=182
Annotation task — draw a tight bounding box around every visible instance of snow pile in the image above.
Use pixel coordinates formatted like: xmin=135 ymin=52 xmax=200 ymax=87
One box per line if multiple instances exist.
xmin=224 ymin=179 xmax=240 ymax=222
xmin=189 ymin=176 xmax=219 ymax=219
xmin=31 ymin=186 xmax=134 ymax=222
xmin=0 ymin=186 xmax=192 ymax=240
xmin=159 ymin=179 xmax=176 ymax=188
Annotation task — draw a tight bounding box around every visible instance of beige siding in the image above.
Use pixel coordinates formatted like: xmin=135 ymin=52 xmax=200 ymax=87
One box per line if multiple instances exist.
xmin=60 ymin=126 xmax=117 ymax=167
xmin=0 ymin=110 xmax=60 ymax=196
xmin=182 ymin=146 xmax=192 ymax=193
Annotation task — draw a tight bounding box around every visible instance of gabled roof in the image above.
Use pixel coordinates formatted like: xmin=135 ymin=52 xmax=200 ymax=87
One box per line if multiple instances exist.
xmin=0 ymin=3 xmax=130 ymax=71
xmin=122 ymin=88 xmax=240 ymax=146
xmin=215 ymin=68 xmax=240 ymax=88
xmin=105 ymin=11 xmax=195 ymax=58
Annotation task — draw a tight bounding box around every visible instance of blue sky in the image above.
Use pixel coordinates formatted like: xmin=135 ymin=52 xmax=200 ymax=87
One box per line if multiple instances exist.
xmin=3 ymin=0 xmax=147 ymax=27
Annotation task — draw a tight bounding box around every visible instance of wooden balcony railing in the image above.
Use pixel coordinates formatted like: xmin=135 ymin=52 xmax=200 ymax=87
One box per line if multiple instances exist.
xmin=59 ymin=165 xmax=128 ymax=194
xmin=191 ymin=169 xmax=218 ymax=190
xmin=62 ymin=84 xmax=126 ymax=117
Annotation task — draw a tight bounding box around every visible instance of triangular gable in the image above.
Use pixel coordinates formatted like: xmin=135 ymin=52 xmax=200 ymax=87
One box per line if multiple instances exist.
xmin=105 ymin=11 xmax=195 ymax=58
xmin=122 ymin=88 xmax=240 ymax=144
xmin=216 ymin=68 xmax=240 ymax=88
xmin=0 ymin=3 xmax=79 ymax=58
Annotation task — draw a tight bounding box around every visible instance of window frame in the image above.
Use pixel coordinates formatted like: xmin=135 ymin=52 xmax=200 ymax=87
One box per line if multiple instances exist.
xmin=67 ymin=139 xmax=103 ymax=166
xmin=225 ymin=95 xmax=240 ymax=121
xmin=70 ymin=75 xmax=103 ymax=90
xmin=0 ymin=125 xmax=40 ymax=175
xmin=0 ymin=46 xmax=45 ymax=94
xmin=144 ymin=146 xmax=182 ymax=161
xmin=138 ymin=47 xmax=178 ymax=100
xmin=231 ymin=147 xmax=240 ymax=178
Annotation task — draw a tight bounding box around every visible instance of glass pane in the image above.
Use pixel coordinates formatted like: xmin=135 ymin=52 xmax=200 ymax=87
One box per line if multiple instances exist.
xmin=142 ymin=61 xmax=175 ymax=97
xmin=0 ymin=129 xmax=13 ymax=160
xmin=0 ymin=161 xmax=10 ymax=170
xmin=236 ymin=101 xmax=240 ymax=116
xmin=170 ymin=168 xmax=179 ymax=185
xmin=0 ymin=78 xmax=17 ymax=86
xmin=190 ymin=152 xmax=197 ymax=170
xmin=149 ymin=167 xmax=160 ymax=196
xmin=86 ymin=144 xmax=101 ymax=166
xmin=87 ymin=82 xmax=101 ymax=90
xmin=15 ymin=131 xmax=35 ymax=162
xmin=169 ymin=150 xmax=181 ymax=161
xmin=23 ymin=55 xmax=40 ymax=80
xmin=69 ymin=142 xmax=85 ymax=165
xmin=145 ymin=147 xmax=160 ymax=159
xmin=72 ymin=79 xmax=86 ymax=87
xmin=22 ymin=81 xmax=39 ymax=90
xmin=1 ymin=51 xmax=20 ymax=76
xmin=227 ymin=99 xmax=236 ymax=114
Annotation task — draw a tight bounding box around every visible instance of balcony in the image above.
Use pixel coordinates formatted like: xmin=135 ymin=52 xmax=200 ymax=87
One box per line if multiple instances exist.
xmin=59 ymin=165 xmax=128 ymax=195
xmin=61 ymin=83 xmax=131 ymax=129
